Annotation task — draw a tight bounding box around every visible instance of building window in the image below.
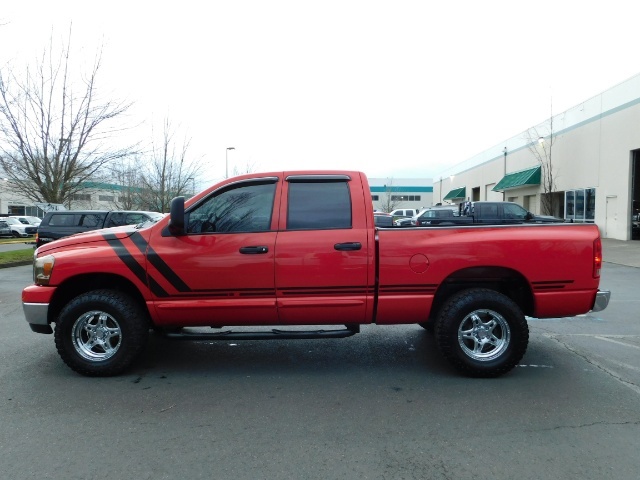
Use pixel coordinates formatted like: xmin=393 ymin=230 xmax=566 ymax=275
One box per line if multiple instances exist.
xmin=565 ymin=188 xmax=595 ymax=222
xmin=72 ymin=194 xmax=91 ymax=201
xmin=390 ymin=195 xmax=421 ymax=201
xmin=99 ymin=195 xmax=114 ymax=202
xmin=371 ymin=195 xmax=379 ymax=201
xmin=585 ymin=188 xmax=595 ymax=221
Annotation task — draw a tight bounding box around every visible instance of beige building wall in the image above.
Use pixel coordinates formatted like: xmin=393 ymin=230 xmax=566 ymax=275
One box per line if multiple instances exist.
xmin=434 ymin=73 xmax=640 ymax=240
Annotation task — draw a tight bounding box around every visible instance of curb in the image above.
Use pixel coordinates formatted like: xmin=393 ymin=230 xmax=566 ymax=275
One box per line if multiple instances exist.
xmin=0 ymin=260 xmax=32 ymax=269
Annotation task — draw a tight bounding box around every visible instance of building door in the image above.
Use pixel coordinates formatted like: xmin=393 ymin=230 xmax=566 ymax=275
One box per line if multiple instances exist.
xmin=633 ymin=150 xmax=640 ymax=240
xmin=605 ymin=195 xmax=617 ymax=239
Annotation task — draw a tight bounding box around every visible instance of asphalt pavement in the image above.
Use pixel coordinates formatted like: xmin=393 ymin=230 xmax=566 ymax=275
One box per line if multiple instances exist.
xmin=601 ymin=238 xmax=640 ymax=268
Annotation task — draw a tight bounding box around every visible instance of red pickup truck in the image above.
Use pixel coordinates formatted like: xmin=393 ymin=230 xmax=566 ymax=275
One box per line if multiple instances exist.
xmin=22 ymin=171 xmax=610 ymax=378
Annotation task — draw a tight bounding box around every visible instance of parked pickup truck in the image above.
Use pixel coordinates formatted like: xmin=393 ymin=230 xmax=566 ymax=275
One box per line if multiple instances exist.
xmin=22 ymin=171 xmax=610 ymax=378
xmin=36 ymin=210 xmax=164 ymax=247
xmin=414 ymin=201 xmax=564 ymax=226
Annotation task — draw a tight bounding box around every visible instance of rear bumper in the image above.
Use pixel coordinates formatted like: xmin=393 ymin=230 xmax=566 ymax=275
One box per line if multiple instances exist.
xmin=591 ymin=290 xmax=611 ymax=312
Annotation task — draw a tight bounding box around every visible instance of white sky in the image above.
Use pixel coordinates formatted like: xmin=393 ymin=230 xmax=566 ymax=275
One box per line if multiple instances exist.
xmin=2 ymin=1 xmax=640 ymax=185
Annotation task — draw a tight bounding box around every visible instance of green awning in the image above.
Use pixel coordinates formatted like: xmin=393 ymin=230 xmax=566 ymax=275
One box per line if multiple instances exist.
xmin=443 ymin=187 xmax=466 ymax=201
xmin=492 ymin=166 xmax=541 ymax=191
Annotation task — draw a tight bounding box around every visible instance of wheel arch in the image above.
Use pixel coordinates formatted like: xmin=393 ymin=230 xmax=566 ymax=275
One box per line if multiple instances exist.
xmin=430 ymin=266 xmax=534 ymax=321
xmin=48 ymin=274 xmax=149 ymax=325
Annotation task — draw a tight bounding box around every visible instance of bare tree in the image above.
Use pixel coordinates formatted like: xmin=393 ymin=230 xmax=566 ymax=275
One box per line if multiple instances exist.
xmin=0 ymin=27 xmax=137 ymax=205
xmin=232 ymin=159 xmax=259 ymax=176
xmin=138 ymin=118 xmax=203 ymax=212
xmin=526 ymin=101 xmax=558 ymax=216
xmin=108 ymin=158 xmax=144 ymax=210
xmin=378 ymin=179 xmax=403 ymax=213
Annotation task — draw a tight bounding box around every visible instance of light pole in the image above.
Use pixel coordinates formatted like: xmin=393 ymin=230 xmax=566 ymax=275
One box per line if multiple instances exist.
xmin=225 ymin=147 xmax=235 ymax=178
xmin=503 ymin=146 xmax=507 ymax=200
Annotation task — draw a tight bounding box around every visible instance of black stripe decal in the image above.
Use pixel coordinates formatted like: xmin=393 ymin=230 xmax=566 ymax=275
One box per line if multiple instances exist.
xmin=531 ymin=280 xmax=574 ymax=291
xmin=146 ymin=248 xmax=192 ymax=292
xmin=131 ymin=231 xmax=191 ymax=293
xmin=103 ymin=233 xmax=169 ymax=298
xmin=130 ymin=231 xmax=150 ymax=254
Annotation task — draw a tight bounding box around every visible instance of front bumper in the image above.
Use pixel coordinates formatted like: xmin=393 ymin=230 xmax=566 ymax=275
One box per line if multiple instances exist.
xmin=23 ymin=302 xmax=51 ymax=332
xmin=591 ymin=290 xmax=611 ymax=312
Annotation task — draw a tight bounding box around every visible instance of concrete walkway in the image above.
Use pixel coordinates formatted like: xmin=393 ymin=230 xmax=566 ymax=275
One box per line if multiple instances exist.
xmin=601 ymin=238 xmax=640 ymax=268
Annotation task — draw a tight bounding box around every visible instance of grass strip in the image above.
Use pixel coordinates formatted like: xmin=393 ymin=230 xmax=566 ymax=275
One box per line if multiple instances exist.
xmin=0 ymin=248 xmax=34 ymax=267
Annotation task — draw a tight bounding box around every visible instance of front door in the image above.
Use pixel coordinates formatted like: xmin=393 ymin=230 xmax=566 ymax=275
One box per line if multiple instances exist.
xmin=147 ymin=177 xmax=281 ymax=326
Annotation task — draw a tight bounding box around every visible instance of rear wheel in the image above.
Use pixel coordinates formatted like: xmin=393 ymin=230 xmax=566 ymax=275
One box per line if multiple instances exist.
xmin=435 ymin=288 xmax=529 ymax=377
xmin=418 ymin=322 xmax=434 ymax=332
xmin=54 ymin=290 xmax=149 ymax=376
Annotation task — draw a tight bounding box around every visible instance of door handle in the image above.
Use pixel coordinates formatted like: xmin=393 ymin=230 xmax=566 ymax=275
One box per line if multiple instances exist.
xmin=239 ymin=246 xmax=269 ymax=254
xmin=334 ymin=242 xmax=362 ymax=251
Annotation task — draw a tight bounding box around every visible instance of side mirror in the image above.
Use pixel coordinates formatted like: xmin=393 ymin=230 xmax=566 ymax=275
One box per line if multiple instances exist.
xmin=168 ymin=197 xmax=185 ymax=235
xmin=525 ymin=211 xmax=534 ymax=220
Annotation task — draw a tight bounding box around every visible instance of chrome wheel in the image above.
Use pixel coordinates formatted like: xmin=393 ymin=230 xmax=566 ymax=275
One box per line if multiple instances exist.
xmin=458 ymin=309 xmax=510 ymax=362
xmin=71 ymin=310 xmax=122 ymax=362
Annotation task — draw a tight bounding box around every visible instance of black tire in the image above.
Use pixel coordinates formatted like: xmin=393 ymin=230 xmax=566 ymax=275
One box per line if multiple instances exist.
xmin=54 ymin=290 xmax=149 ymax=377
xmin=418 ymin=322 xmax=435 ymax=332
xmin=434 ymin=288 xmax=529 ymax=378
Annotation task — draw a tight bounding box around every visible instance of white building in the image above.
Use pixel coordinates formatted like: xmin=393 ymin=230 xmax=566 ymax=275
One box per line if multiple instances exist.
xmin=0 ymin=182 xmax=130 ymax=216
xmin=368 ymin=177 xmax=433 ymax=212
xmin=434 ymin=73 xmax=640 ymax=241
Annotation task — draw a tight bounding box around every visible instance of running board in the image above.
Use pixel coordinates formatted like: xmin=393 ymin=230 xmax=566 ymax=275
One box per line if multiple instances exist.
xmin=161 ymin=324 xmax=360 ymax=341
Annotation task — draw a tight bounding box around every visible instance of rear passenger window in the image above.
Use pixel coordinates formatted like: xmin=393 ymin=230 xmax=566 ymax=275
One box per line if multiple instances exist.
xmin=81 ymin=214 xmax=105 ymax=227
xmin=287 ymin=181 xmax=351 ymax=230
xmin=106 ymin=213 xmax=124 ymax=227
xmin=48 ymin=214 xmax=76 ymax=226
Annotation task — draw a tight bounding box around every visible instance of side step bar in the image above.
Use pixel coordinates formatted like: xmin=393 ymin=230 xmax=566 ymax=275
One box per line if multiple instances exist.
xmin=160 ymin=324 xmax=360 ymax=341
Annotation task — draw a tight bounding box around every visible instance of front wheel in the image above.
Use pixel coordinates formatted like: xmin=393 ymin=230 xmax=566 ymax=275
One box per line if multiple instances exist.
xmin=435 ymin=288 xmax=529 ymax=377
xmin=54 ymin=290 xmax=149 ymax=376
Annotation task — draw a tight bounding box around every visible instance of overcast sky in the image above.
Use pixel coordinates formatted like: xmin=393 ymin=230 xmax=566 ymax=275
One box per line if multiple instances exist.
xmin=2 ymin=1 xmax=640 ymax=185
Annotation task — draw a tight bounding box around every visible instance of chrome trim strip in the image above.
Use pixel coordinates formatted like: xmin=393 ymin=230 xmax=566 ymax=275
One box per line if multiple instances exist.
xmin=23 ymin=303 xmax=50 ymax=325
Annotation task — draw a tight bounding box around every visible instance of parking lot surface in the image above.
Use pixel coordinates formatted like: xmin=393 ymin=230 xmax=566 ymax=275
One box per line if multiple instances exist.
xmin=0 ymin=245 xmax=639 ymax=480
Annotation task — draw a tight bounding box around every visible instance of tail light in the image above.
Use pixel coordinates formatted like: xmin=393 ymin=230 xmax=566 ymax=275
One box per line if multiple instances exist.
xmin=593 ymin=238 xmax=602 ymax=278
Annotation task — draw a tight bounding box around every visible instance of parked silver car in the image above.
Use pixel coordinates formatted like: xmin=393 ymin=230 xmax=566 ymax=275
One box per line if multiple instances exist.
xmin=0 ymin=220 xmax=12 ymax=237
xmin=3 ymin=217 xmax=37 ymax=237
xmin=10 ymin=215 xmax=42 ymax=227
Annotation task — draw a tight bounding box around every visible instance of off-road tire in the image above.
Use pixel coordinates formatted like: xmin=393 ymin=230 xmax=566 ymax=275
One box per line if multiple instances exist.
xmin=435 ymin=288 xmax=529 ymax=378
xmin=54 ymin=290 xmax=149 ymax=377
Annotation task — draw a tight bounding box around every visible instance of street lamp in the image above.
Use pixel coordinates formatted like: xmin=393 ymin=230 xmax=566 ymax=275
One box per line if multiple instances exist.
xmin=225 ymin=147 xmax=235 ymax=178
xmin=503 ymin=146 xmax=507 ymax=200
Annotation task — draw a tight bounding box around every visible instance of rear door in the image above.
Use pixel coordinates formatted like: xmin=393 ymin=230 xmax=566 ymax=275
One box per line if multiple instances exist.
xmin=274 ymin=174 xmax=374 ymax=325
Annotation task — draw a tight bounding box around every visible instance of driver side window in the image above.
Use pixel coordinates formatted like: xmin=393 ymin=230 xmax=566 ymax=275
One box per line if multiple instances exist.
xmin=186 ymin=182 xmax=276 ymax=234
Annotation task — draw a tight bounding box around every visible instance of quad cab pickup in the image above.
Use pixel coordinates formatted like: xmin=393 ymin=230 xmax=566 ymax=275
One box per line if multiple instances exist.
xmin=22 ymin=171 xmax=610 ymax=378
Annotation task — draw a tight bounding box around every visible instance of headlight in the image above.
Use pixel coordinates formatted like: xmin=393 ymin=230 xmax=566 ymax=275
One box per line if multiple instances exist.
xmin=34 ymin=255 xmax=55 ymax=285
